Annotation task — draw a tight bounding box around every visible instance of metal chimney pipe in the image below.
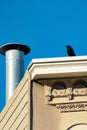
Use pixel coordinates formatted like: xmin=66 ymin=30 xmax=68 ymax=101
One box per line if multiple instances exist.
xmin=0 ymin=43 xmax=30 ymax=103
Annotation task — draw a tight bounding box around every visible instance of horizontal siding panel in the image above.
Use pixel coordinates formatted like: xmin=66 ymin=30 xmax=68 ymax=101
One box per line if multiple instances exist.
xmin=9 ymin=103 xmax=28 ymax=130
xmin=1 ymin=91 xmax=28 ymax=130
xmin=9 ymin=105 xmax=28 ymax=130
xmin=16 ymin=114 xmax=28 ymax=130
xmin=23 ymin=125 xmax=28 ymax=130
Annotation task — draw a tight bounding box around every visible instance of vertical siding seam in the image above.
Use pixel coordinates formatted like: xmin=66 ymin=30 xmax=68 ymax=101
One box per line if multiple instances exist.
xmin=27 ymin=71 xmax=31 ymax=130
xmin=30 ymin=80 xmax=33 ymax=130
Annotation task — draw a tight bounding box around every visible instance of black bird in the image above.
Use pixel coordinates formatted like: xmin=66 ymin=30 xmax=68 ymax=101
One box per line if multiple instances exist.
xmin=66 ymin=45 xmax=76 ymax=56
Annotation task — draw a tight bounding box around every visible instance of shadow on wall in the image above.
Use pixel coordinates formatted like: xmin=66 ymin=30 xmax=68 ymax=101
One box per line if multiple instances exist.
xmin=67 ymin=123 xmax=87 ymax=130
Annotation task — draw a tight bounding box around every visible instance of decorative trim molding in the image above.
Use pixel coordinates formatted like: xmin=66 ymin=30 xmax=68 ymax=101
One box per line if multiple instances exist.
xmin=28 ymin=56 xmax=87 ymax=80
xmin=56 ymin=102 xmax=87 ymax=113
xmin=44 ymin=81 xmax=87 ymax=102
xmin=44 ymin=78 xmax=87 ymax=113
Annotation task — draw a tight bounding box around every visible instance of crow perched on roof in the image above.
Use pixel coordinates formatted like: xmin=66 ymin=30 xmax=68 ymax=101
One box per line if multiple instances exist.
xmin=66 ymin=45 xmax=76 ymax=56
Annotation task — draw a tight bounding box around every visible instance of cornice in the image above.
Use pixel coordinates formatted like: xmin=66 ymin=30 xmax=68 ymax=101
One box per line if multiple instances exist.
xmin=28 ymin=56 xmax=87 ymax=80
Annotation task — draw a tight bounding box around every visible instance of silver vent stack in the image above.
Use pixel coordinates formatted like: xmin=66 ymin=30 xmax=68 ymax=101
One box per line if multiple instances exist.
xmin=0 ymin=43 xmax=30 ymax=103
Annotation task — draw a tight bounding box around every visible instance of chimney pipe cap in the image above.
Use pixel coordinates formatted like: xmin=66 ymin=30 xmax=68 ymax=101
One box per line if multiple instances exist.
xmin=0 ymin=43 xmax=30 ymax=55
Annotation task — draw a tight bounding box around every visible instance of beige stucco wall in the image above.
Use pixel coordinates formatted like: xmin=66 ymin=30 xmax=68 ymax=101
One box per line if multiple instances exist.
xmin=32 ymin=81 xmax=87 ymax=130
xmin=32 ymin=81 xmax=61 ymax=130
xmin=60 ymin=112 xmax=87 ymax=130
xmin=0 ymin=70 xmax=31 ymax=130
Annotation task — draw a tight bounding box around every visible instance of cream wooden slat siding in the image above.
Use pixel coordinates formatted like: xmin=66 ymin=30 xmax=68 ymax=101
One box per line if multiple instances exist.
xmin=0 ymin=71 xmax=31 ymax=130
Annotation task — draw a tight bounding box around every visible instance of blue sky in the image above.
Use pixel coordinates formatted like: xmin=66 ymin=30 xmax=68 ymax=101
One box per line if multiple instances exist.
xmin=0 ymin=0 xmax=87 ymax=112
